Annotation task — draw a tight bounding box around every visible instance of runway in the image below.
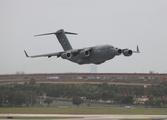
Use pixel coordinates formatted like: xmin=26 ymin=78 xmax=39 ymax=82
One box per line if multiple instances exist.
xmin=0 ymin=114 xmax=167 ymax=120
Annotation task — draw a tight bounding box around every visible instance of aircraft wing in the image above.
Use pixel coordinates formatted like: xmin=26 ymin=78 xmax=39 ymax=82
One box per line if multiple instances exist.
xmin=65 ymin=47 xmax=92 ymax=56
xmin=76 ymin=47 xmax=92 ymax=56
xmin=132 ymin=45 xmax=140 ymax=53
xmin=122 ymin=45 xmax=140 ymax=53
xmin=24 ymin=47 xmax=92 ymax=58
xmin=77 ymin=47 xmax=92 ymax=52
xmin=24 ymin=50 xmax=63 ymax=58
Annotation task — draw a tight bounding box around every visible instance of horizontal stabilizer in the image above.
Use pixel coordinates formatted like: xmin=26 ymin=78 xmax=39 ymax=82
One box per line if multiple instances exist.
xmin=64 ymin=32 xmax=77 ymax=35
xmin=34 ymin=29 xmax=77 ymax=37
xmin=34 ymin=32 xmax=56 ymax=37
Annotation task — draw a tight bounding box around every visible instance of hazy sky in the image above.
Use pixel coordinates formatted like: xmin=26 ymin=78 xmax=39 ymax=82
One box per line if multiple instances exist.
xmin=1 ymin=0 xmax=167 ymax=74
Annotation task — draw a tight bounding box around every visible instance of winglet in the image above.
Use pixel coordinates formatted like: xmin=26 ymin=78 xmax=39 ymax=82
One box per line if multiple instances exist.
xmin=24 ymin=50 xmax=29 ymax=57
xmin=137 ymin=45 xmax=140 ymax=53
xmin=133 ymin=45 xmax=140 ymax=53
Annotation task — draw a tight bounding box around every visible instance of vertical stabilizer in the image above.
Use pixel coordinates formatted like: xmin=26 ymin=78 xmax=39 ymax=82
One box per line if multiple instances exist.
xmin=34 ymin=29 xmax=77 ymax=51
xmin=55 ymin=29 xmax=73 ymax=51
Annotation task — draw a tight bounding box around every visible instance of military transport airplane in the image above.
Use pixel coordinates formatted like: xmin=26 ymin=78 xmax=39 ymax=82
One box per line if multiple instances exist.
xmin=24 ymin=29 xmax=140 ymax=65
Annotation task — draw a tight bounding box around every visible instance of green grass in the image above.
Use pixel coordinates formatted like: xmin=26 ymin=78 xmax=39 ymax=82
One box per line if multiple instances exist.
xmin=0 ymin=107 xmax=167 ymax=115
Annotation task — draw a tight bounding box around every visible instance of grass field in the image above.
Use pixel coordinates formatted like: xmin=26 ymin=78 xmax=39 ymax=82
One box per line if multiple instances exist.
xmin=0 ymin=107 xmax=167 ymax=115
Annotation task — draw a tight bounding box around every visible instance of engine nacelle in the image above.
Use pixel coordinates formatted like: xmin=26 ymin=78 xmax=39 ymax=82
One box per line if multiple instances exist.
xmin=61 ymin=52 xmax=72 ymax=59
xmin=115 ymin=48 xmax=122 ymax=55
xmin=80 ymin=50 xmax=90 ymax=57
xmin=123 ymin=49 xmax=133 ymax=56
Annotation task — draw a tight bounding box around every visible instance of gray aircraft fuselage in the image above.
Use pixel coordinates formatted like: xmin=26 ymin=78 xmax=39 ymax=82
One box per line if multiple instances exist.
xmin=24 ymin=29 xmax=139 ymax=65
xmin=68 ymin=45 xmax=115 ymax=65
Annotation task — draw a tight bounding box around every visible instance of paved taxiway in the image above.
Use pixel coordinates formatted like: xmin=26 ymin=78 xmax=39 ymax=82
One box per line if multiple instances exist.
xmin=0 ymin=114 xmax=167 ymax=120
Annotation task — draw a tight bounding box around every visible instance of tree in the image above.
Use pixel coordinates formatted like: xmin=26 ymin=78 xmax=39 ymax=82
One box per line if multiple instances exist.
xmin=72 ymin=97 xmax=83 ymax=107
xmin=121 ymin=96 xmax=134 ymax=104
xmin=25 ymin=91 xmax=37 ymax=106
xmin=12 ymin=92 xmax=26 ymax=106
xmin=29 ymin=79 xmax=36 ymax=85
xmin=44 ymin=98 xmax=53 ymax=106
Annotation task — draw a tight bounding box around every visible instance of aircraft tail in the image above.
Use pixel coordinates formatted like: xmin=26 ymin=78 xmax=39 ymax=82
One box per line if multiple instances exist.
xmin=35 ymin=29 xmax=77 ymax=51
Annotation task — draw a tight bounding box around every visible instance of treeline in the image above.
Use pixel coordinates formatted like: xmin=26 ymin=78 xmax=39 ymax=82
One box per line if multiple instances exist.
xmin=0 ymin=79 xmax=167 ymax=107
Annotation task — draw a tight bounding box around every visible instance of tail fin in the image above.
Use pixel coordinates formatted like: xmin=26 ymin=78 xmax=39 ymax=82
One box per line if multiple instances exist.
xmin=35 ymin=29 xmax=77 ymax=51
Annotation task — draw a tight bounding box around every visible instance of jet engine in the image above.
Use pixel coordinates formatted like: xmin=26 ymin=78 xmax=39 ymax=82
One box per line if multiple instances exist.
xmin=123 ymin=49 xmax=133 ymax=56
xmin=115 ymin=48 xmax=122 ymax=55
xmin=80 ymin=50 xmax=90 ymax=57
xmin=61 ymin=52 xmax=72 ymax=59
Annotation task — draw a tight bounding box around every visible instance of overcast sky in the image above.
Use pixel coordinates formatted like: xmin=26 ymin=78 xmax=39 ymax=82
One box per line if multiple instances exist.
xmin=0 ymin=0 xmax=167 ymax=74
